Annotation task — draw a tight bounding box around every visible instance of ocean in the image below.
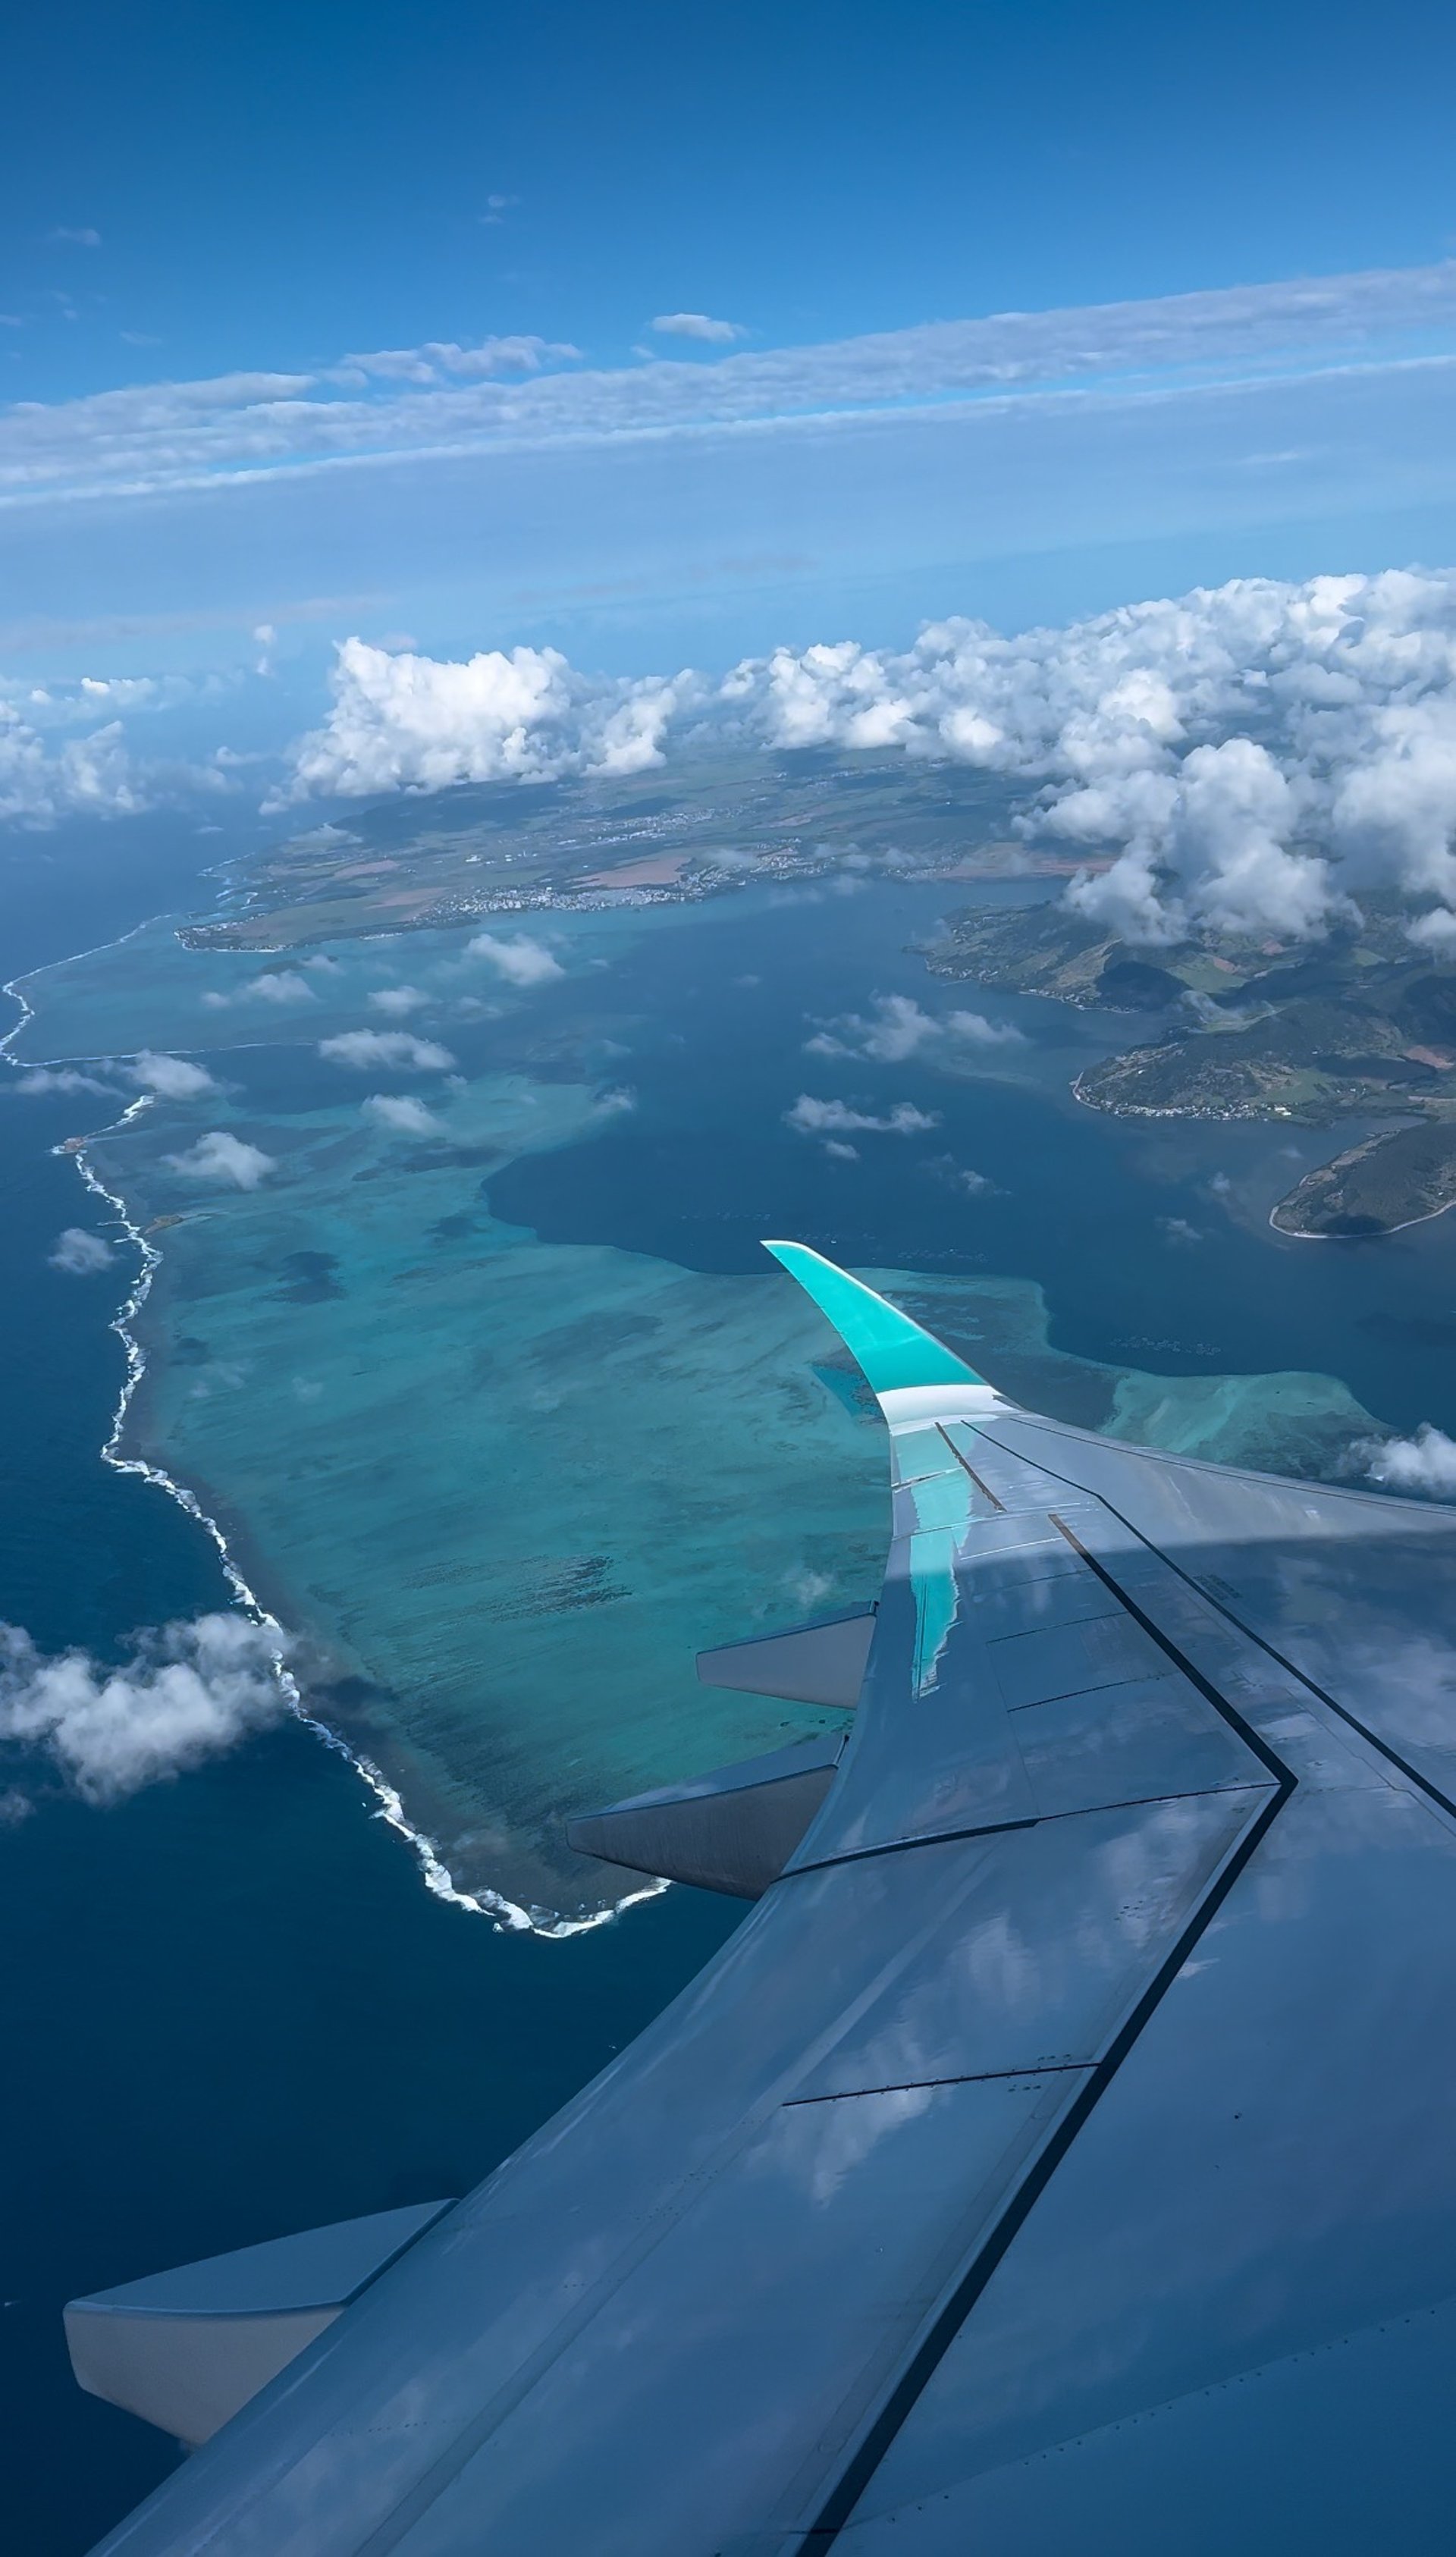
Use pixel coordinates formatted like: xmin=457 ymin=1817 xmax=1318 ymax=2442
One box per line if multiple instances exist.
xmin=5 ymin=814 xmax=1456 ymax=2551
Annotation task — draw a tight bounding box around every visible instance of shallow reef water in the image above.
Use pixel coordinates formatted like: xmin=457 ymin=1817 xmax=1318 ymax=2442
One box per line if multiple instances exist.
xmin=11 ymin=871 xmax=1442 ymax=1921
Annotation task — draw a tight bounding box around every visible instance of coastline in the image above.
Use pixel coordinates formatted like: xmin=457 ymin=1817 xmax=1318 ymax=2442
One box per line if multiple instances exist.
xmin=2 ymin=945 xmax=668 ymax=1940
xmin=1268 ymin=1191 xmax=1456 ymax=1241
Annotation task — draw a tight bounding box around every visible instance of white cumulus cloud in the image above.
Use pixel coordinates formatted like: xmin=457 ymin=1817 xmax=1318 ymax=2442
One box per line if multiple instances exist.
xmin=49 ymin=1227 xmax=115 ymax=1274
xmin=124 ymin=1049 xmax=217 ymax=1097
xmin=785 ymin=1094 xmax=940 ymax=1137
xmin=284 ymin=638 xmax=695 ymax=801
xmin=362 ymin=1092 xmax=441 ymax=1136
xmin=649 ymin=312 xmax=748 ymax=344
xmin=277 ymin=567 xmax=1456 ymax=943
xmin=807 ymin=993 xmax=1024 ymax=1061
xmin=318 ymin=1029 xmax=454 ymax=1071
xmin=166 ymin=1129 xmax=276 ymax=1188
xmin=0 ymin=707 xmax=143 ymax=824
xmin=12 ymin=1066 xmax=117 ymax=1097
xmin=0 ymin=1612 xmax=288 ymax=1801
xmin=251 ymin=970 xmax=317 ymax=1005
xmin=200 ymin=970 xmax=316 ymax=1011
xmin=466 ymin=931 xmax=564 ymax=986
xmin=368 ymin=984 xmax=428 ymax=1015
xmin=744 ymin=569 xmax=1456 ymax=943
xmin=1358 ymin=1423 xmax=1456 ymax=1495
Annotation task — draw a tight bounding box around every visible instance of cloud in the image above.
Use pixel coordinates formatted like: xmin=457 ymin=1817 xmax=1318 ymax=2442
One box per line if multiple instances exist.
xmin=124 ymin=1049 xmax=216 ymax=1097
xmin=318 ymin=1029 xmax=454 ymax=1070
xmin=1158 ymin=1216 xmax=1204 ymax=1247
xmin=368 ymin=984 xmax=428 ymax=1015
xmin=947 ymin=1008 xmax=1025 ymax=1047
xmin=744 ymin=566 xmax=1456 ymax=943
xmin=594 ymin=1085 xmax=638 ymax=1115
xmin=0 ymin=707 xmax=144 ymax=824
xmin=1408 ymin=907 xmax=1456 ymax=952
xmin=200 ymin=970 xmax=316 ymax=1011
xmin=824 ymin=1138 xmax=859 ymax=1160
xmin=1358 ymin=1423 xmax=1456 ymax=1495
xmin=926 ymin=1156 xmax=993 ymax=1196
xmin=650 ymin=312 xmax=748 ymax=344
xmin=275 ymin=564 xmax=1456 ymax=943
xmin=466 ymin=931 xmax=564 ymax=985
xmin=808 ymin=993 xmax=1024 ymax=1061
xmin=284 ymin=639 xmax=693 ymax=799
xmin=362 ymin=1092 xmax=441 ymax=1136
xmin=48 ymin=225 xmax=102 ymax=248
xmin=165 ymin=1129 xmax=276 ymax=1188
xmin=785 ymin=1093 xmax=940 ymax=1137
xmin=0 ymin=1611 xmax=287 ymax=1801
xmin=49 ymin=1227 xmax=115 ymax=1273
xmin=251 ymin=970 xmax=316 ymax=1005
xmin=337 ymin=334 xmax=577 ymax=386
xmin=12 ymin=1066 xmax=116 ymax=1096
xmin=0 ymin=666 xmax=234 ymax=828
xmin=5 ymin=259 xmax=1455 ymax=507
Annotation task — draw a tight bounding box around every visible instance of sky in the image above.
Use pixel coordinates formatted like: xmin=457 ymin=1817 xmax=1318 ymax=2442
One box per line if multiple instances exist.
xmin=3 ymin=0 xmax=1456 ymax=927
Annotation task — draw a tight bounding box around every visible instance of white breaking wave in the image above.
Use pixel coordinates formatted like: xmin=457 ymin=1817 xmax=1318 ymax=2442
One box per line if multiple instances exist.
xmin=1 ymin=965 xmax=664 ymax=1936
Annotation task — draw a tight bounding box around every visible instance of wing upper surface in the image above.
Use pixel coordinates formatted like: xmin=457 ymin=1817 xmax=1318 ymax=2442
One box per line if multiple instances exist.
xmin=86 ymin=1249 xmax=1456 ymax=2557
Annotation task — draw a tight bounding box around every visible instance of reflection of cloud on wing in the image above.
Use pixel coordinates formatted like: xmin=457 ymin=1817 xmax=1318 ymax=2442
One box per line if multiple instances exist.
xmin=755 ymin=2082 xmax=937 ymax=2210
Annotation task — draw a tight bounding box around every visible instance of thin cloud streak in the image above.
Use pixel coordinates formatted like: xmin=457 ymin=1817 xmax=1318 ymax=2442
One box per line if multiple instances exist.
xmin=3 ymin=261 xmax=1455 ymax=508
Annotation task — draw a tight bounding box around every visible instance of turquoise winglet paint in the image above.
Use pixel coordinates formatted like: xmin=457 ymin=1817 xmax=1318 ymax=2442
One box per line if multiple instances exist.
xmin=762 ymin=1241 xmax=985 ymax=1395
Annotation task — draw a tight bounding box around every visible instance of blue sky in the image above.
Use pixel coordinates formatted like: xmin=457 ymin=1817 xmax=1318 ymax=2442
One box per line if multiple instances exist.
xmin=2 ymin=0 xmax=1455 ymax=761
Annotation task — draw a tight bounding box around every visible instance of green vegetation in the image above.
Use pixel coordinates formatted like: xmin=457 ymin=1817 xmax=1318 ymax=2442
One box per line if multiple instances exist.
xmin=933 ymin=894 xmax=1456 ymax=1125
xmin=933 ymin=892 xmax=1456 ymax=1231
xmin=1272 ymin=1122 xmax=1456 ymax=1237
xmin=180 ymin=751 xmax=1056 ymax=952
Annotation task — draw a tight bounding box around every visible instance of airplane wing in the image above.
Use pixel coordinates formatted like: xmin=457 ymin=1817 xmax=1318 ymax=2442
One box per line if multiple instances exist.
xmin=73 ymin=1244 xmax=1456 ymax=2554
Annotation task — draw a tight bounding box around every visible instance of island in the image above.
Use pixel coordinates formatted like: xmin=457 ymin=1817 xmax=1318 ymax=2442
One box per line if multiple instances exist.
xmin=1271 ymin=1122 xmax=1456 ymax=1237
xmin=180 ymin=751 xmax=1097 ymax=954
xmin=929 ymin=893 xmax=1456 ymax=1231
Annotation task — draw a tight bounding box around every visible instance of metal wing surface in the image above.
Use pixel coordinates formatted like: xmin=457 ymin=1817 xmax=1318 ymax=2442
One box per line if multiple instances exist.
xmin=80 ymin=1245 xmax=1456 ymax=2555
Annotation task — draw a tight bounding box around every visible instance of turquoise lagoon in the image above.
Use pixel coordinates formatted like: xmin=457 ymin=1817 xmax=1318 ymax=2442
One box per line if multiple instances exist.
xmin=12 ymin=877 xmax=1432 ymax=1922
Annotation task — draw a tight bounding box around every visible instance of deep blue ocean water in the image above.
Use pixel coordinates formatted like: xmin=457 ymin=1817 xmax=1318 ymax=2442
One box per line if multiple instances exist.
xmin=5 ymin=821 xmax=1456 ymax=2553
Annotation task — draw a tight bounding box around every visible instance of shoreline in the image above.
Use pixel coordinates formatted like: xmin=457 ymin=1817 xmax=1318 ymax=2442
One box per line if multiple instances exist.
xmin=1 ymin=944 xmax=668 ymax=1942
xmin=1268 ymin=1190 xmax=1456 ymax=1241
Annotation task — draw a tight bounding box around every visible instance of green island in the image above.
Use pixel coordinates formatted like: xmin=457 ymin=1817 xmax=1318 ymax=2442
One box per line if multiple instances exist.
xmin=929 ymin=894 xmax=1456 ymax=1234
xmin=180 ymin=751 xmax=1082 ymax=953
xmin=1270 ymin=1122 xmax=1456 ymax=1238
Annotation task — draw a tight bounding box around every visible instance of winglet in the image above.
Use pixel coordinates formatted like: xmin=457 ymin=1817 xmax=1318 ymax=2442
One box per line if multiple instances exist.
xmin=763 ymin=1241 xmax=988 ymax=1397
